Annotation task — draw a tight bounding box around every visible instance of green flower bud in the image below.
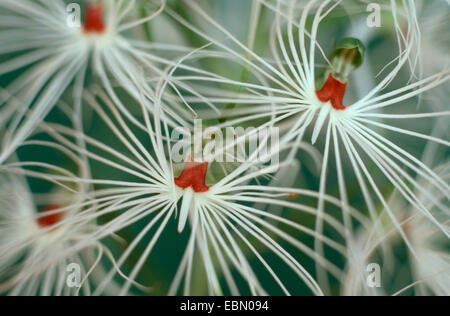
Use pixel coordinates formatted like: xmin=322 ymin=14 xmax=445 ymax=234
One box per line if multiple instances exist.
xmin=330 ymin=37 xmax=365 ymax=82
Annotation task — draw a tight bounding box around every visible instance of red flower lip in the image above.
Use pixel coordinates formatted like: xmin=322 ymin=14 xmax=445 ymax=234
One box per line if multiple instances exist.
xmin=174 ymin=161 xmax=210 ymax=193
xmin=315 ymin=73 xmax=347 ymax=111
xmin=83 ymin=4 xmax=106 ymax=34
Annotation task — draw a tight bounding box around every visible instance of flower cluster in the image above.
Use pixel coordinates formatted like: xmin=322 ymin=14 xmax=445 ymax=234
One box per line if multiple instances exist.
xmin=0 ymin=0 xmax=448 ymax=296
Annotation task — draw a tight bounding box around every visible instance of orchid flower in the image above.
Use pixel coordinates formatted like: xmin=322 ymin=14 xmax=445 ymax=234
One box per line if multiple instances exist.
xmin=9 ymin=83 xmax=377 ymax=295
xmin=342 ymin=162 xmax=449 ymax=296
xmin=0 ymin=0 xmax=201 ymax=165
xmin=0 ymin=168 xmax=116 ymax=295
xmin=164 ymin=0 xmax=449 ymax=286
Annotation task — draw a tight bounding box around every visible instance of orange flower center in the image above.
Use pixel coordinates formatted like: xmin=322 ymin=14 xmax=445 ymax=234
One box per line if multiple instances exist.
xmin=315 ymin=73 xmax=347 ymax=110
xmin=174 ymin=161 xmax=210 ymax=193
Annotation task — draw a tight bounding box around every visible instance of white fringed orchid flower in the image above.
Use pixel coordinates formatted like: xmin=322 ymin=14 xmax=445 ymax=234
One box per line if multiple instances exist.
xmin=405 ymin=163 xmax=449 ymax=296
xmin=0 ymin=0 xmax=447 ymax=298
xmin=0 ymin=171 xmax=110 ymax=295
xmin=166 ymin=0 xmax=449 ymax=261
xmin=0 ymin=101 xmax=130 ymax=295
xmin=17 ymin=87 xmax=375 ymax=296
xmin=0 ymin=0 xmax=199 ymax=165
xmin=342 ymin=163 xmax=449 ymax=296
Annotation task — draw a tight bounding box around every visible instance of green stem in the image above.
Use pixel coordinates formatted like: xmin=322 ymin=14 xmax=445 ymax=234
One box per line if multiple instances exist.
xmin=218 ymin=1 xmax=261 ymax=124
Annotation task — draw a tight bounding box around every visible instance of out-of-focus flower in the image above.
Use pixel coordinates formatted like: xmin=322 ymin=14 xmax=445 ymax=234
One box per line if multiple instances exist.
xmin=22 ymin=87 xmax=370 ymax=295
xmin=0 ymin=171 xmax=107 ymax=295
xmin=0 ymin=0 xmax=195 ymax=165
xmin=342 ymin=163 xmax=449 ymax=296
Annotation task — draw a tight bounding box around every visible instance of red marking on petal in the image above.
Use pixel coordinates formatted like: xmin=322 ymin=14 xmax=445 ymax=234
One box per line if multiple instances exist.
xmin=315 ymin=73 xmax=347 ymax=110
xmin=37 ymin=205 xmax=63 ymax=229
xmin=83 ymin=4 xmax=106 ymax=34
xmin=174 ymin=161 xmax=210 ymax=193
